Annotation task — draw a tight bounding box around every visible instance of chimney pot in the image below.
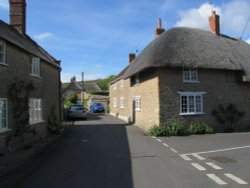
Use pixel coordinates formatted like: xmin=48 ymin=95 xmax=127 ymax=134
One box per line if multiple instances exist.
xmin=154 ymin=18 xmax=165 ymax=37
xmin=9 ymin=0 xmax=26 ymax=34
xmin=209 ymin=10 xmax=220 ymax=35
xmin=128 ymin=53 xmax=136 ymax=64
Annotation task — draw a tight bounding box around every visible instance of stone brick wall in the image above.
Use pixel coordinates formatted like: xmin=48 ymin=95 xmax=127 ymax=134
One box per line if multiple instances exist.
xmin=110 ymin=69 xmax=160 ymax=130
xmin=159 ymin=67 xmax=250 ymax=132
xmin=0 ymin=39 xmax=60 ymax=149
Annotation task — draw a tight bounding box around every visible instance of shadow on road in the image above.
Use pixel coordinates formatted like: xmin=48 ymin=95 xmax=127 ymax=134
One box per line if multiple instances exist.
xmin=15 ymin=114 xmax=134 ymax=188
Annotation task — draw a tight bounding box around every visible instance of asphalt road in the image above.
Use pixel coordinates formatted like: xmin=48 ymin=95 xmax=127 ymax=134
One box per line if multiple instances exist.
xmin=14 ymin=113 xmax=250 ymax=188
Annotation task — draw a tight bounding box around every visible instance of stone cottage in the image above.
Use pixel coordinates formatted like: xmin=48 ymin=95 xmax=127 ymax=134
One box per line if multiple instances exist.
xmin=109 ymin=12 xmax=250 ymax=132
xmin=0 ymin=0 xmax=61 ymax=150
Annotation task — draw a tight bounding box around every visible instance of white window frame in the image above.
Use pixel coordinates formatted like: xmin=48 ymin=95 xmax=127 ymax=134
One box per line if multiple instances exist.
xmin=31 ymin=57 xmax=40 ymax=77
xmin=178 ymin=92 xmax=205 ymax=115
xmin=113 ymin=83 xmax=117 ymax=90
xmin=113 ymin=97 xmax=117 ymax=108
xmin=120 ymin=79 xmax=124 ymax=88
xmin=0 ymin=40 xmax=6 ymax=65
xmin=183 ymin=68 xmax=198 ymax=83
xmin=120 ymin=97 xmax=125 ymax=108
xmin=134 ymin=96 xmax=141 ymax=111
xmin=0 ymin=99 xmax=8 ymax=133
xmin=29 ymin=98 xmax=43 ymax=124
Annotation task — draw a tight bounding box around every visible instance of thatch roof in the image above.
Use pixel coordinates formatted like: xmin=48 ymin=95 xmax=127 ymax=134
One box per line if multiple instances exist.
xmin=0 ymin=20 xmax=60 ymax=68
xmin=123 ymin=27 xmax=250 ymax=82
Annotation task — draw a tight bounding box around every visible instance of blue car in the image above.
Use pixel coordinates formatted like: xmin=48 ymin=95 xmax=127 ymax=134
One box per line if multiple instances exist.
xmin=90 ymin=102 xmax=105 ymax=113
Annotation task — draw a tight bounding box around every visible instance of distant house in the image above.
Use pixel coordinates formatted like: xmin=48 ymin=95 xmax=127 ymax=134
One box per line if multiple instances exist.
xmin=62 ymin=76 xmax=102 ymax=105
xmin=109 ymin=12 xmax=250 ymax=132
xmin=0 ymin=0 xmax=61 ymax=147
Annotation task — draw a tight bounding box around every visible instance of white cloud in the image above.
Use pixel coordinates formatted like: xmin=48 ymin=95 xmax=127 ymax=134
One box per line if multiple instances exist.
xmin=176 ymin=2 xmax=220 ymax=29
xmin=175 ymin=0 xmax=250 ymax=36
xmin=0 ymin=0 xmax=8 ymax=10
xmin=34 ymin=32 xmax=53 ymax=41
xmin=247 ymin=37 xmax=250 ymax=44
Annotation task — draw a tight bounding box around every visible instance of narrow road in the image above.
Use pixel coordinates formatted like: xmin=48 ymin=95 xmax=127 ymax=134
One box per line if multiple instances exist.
xmin=14 ymin=114 xmax=249 ymax=188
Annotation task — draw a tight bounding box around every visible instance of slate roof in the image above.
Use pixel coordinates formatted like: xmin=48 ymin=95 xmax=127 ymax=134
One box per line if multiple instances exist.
xmin=123 ymin=27 xmax=250 ymax=82
xmin=0 ymin=20 xmax=60 ymax=67
xmin=62 ymin=81 xmax=102 ymax=96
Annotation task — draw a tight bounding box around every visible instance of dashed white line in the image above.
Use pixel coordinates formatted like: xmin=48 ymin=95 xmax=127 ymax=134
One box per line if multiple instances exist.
xmin=170 ymin=148 xmax=178 ymax=153
xmin=152 ymin=136 xmax=156 ymax=139
xmin=224 ymin=173 xmax=248 ymax=185
xmin=191 ymin=163 xmax=206 ymax=171
xmin=192 ymin=153 xmax=205 ymax=160
xmin=180 ymin=154 xmax=192 ymax=161
xmin=162 ymin=143 xmax=169 ymax=147
xmin=207 ymin=174 xmax=227 ymax=185
xmin=156 ymin=139 xmax=162 ymax=142
xmin=206 ymin=162 xmax=222 ymax=170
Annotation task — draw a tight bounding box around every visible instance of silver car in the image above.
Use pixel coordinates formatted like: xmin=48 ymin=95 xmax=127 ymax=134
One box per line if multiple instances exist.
xmin=68 ymin=104 xmax=87 ymax=120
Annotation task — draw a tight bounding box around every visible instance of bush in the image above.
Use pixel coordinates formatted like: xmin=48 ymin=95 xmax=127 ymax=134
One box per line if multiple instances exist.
xmin=188 ymin=122 xmax=214 ymax=134
xmin=148 ymin=125 xmax=167 ymax=137
xmin=48 ymin=106 xmax=61 ymax=134
xmin=167 ymin=120 xmax=186 ymax=136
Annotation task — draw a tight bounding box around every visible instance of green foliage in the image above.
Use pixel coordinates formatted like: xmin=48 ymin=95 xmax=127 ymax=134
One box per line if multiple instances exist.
xmin=188 ymin=122 xmax=214 ymax=134
xmin=48 ymin=105 xmax=61 ymax=134
xmin=8 ymin=78 xmax=35 ymax=135
xmin=96 ymin=75 xmax=116 ymax=91
xmin=167 ymin=120 xmax=186 ymax=136
xmin=212 ymin=103 xmax=245 ymax=132
xmin=148 ymin=125 xmax=167 ymax=137
xmin=64 ymin=92 xmax=78 ymax=108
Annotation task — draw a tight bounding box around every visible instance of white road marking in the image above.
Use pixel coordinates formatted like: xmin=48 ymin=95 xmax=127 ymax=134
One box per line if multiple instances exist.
xmin=170 ymin=148 xmax=178 ymax=153
xmin=152 ymin=136 xmax=156 ymax=139
xmin=206 ymin=162 xmax=222 ymax=170
xmin=180 ymin=154 xmax=192 ymax=161
xmin=207 ymin=174 xmax=227 ymax=185
xmin=224 ymin=174 xmax=248 ymax=185
xmin=182 ymin=145 xmax=250 ymax=156
xmin=192 ymin=153 xmax=205 ymax=160
xmin=191 ymin=163 xmax=206 ymax=171
xmin=162 ymin=143 xmax=169 ymax=147
xmin=156 ymin=139 xmax=162 ymax=142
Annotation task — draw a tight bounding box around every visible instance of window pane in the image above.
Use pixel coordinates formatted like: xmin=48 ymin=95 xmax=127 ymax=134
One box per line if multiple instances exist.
xmin=0 ymin=100 xmax=7 ymax=129
xmin=196 ymin=95 xmax=202 ymax=112
xmin=0 ymin=54 xmax=3 ymax=62
xmin=181 ymin=96 xmax=187 ymax=113
xmin=189 ymin=96 xmax=195 ymax=112
xmin=190 ymin=69 xmax=197 ymax=81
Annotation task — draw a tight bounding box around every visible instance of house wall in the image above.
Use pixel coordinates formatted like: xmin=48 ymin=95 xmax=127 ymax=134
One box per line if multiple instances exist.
xmin=0 ymin=39 xmax=60 ymax=148
xmin=109 ymin=69 xmax=160 ymax=130
xmin=159 ymin=67 xmax=250 ymax=132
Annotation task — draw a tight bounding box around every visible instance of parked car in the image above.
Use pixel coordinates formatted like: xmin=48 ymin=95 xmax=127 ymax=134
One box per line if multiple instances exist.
xmin=68 ymin=104 xmax=87 ymax=120
xmin=90 ymin=102 xmax=105 ymax=113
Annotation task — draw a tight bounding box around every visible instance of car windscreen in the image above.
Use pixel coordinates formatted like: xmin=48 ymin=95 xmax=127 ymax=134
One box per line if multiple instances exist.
xmin=70 ymin=105 xmax=84 ymax=110
xmin=95 ymin=103 xmax=103 ymax=106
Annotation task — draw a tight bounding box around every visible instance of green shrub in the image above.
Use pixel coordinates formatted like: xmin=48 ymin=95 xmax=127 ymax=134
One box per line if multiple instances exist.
xmin=188 ymin=122 xmax=214 ymax=134
xmin=48 ymin=106 xmax=61 ymax=134
xmin=167 ymin=120 xmax=185 ymax=136
xmin=148 ymin=125 xmax=167 ymax=137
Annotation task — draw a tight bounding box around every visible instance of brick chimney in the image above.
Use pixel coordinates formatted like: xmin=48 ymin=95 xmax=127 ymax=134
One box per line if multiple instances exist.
xmin=154 ymin=18 xmax=165 ymax=37
xmin=128 ymin=53 xmax=136 ymax=64
xmin=209 ymin=10 xmax=220 ymax=35
xmin=9 ymin=0 xmax=26 ymax=34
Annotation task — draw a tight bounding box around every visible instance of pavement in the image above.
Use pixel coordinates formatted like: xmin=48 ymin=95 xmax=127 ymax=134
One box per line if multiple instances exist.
xmin=0 ymin=113 xmax=249 ymax=188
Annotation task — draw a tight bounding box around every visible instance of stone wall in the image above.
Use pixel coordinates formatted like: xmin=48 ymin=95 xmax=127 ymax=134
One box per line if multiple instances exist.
xmin=159 ymin=67 xmax=250 ymax=132
xmin=0 ymin=39 xmax=60 ymax=152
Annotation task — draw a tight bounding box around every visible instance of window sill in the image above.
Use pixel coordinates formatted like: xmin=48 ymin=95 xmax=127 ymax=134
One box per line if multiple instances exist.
xmin=30 ymin=74 xmax=42 ymax=79
xmin=179 ymin=112 xmax=205 ymax=116
xmin=183 ymin=80 xmax=200 ymax=84
xmin=132 ymin=84 xmax=140 ymax=87
xmin=30 ymin=120 xmax=45 ymax=125
xmin=0 ymin=63 xmax=9 ymax=67
xmin=120 ymin=107 xmax=125 ymax=109
xmin=0 ymin=128 xmax=11 ymax=134
xmin=135 ymin=108 xmax=141 ymax=112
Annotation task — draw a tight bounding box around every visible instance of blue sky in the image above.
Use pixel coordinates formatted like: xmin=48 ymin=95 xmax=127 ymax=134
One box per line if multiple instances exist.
xmin=1 ymin=0 xmax=250 ymax=82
